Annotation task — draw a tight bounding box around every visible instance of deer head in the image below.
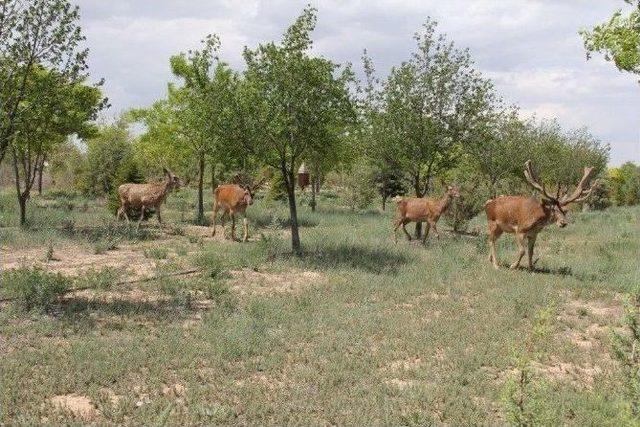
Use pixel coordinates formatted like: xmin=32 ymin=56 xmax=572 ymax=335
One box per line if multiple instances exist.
xmin=523 ymin=160 xmax=597 ymax=228
xmin=446 ymin=185 xmax=461 ymax=199
xmin=163 ymin=168 xmax=183 ymax=191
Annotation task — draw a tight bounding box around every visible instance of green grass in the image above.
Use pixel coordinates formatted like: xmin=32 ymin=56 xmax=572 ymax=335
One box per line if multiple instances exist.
xmin=0 ymin=187 xmax=639 ymax=424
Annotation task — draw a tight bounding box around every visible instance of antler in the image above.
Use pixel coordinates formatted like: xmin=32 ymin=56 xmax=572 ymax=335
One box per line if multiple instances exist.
xmin=523 ymin=160 xmax=557 ymax=201
xmin=559 ymin=166 xmax=597 ymax=205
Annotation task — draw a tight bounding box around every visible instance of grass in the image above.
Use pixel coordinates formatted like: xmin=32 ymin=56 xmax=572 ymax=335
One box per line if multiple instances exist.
xmin=0 ymin=187 xmax=639 ymax=424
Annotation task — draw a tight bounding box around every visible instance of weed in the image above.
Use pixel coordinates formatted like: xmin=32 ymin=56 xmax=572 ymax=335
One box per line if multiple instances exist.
xmin=611 ymin=288 xmax=640 ymax=417
xmin=76 ymin=267 xmax=121 ymax=291
xmin=144 ymin=247 xmax=168 ymax=260
xmin=1 ymin=268 xmax=70 ymax=312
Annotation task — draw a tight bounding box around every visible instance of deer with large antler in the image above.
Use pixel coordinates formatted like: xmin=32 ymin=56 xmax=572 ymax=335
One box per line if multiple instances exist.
xmin=485 ymin=160 xmax=597 ymax=270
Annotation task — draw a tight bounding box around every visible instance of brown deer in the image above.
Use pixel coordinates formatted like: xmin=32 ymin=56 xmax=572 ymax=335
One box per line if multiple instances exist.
xmin=211 ymin=178 xmax=265 ymax=241
xmin=116 ymin=168 xmax=182 ymax=229
xmin=393 ymin=185 xmax=461 ymax=244
xmin=485 ymin=160 xmax=597 ymax=270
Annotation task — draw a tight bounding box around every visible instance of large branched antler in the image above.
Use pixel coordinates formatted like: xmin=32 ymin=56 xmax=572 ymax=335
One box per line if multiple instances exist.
xmin=559 ymin=166 xmax=597 ymax=206
xmin=523 ymin=160 xmax=557 ymax=201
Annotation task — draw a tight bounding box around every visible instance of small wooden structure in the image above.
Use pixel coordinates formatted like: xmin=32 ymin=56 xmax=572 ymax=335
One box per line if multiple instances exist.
xmin=297 ymin=163 xmax=309 ymax=190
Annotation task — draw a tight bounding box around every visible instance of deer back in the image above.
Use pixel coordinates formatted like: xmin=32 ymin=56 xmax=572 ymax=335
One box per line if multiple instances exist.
xmin=214 ymin=184 xmax=249 ymax=212
xmin=485 ymin=196 xmax=549 ymax=232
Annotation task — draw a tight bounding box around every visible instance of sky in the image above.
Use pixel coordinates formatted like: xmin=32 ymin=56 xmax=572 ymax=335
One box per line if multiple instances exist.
xmin=74 ymin=0 xmax=639 ymax=165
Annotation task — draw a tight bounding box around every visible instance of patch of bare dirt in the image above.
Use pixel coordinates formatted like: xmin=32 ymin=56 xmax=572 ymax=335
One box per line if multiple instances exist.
xmin=49 ymin=394 xmax=98 ymax=420
xmin=1 ymin=244 xmax=156 ymax=279
xmin=557 ymin=296 xmax=625 ymax=352
xmin=384 ymin=378 xmax=419 ymax=390
xmin=229 ymin=268 xmax=325 ymax=296
xmin=530 ymin=361 xmax=603 ymax=389
xmin=384 ymin=357 xmax=423 ymax=373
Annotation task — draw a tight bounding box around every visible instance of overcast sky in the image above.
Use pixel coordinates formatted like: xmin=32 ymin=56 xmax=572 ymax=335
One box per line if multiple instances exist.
xmin=74 ymin=0 xmax=639 ymax=165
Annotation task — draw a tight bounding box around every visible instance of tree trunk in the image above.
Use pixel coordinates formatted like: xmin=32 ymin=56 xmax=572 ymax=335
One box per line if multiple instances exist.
xmin=197 ymin=154 xmax=205 ymax=224
xmin=310 ymin=176 xmax=317 ymax=212
xmin=210 ymin=162 xmax=216 ymax=190
xmin=413 ymin=174 xmax=424 ymax=239
xmin=284 ymin=169 xmax=302 ymax=256
xmin=381 ymin=178 xmax=387 ymax=211
xmin=18 ymin=194 xmax=27 ymax=226
xmin=37 ymin=158 xmax=44 ymax=195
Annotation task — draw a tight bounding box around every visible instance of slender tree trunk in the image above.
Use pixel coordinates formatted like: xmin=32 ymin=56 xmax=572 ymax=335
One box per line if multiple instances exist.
xmin=381 ymin=178 xmax=387 ymax=211
xmin=310 ymin=176 xmax=317 ymax=212
xmin=413 ymin=174 xmax=423 ymax=239
xmin=210 ymin=162 xmax=216 ymax=190
xmin=197 ymin=154 xmax=205 ymax=224
xmin=11 ymin=150 xmax=28 ymax=226
xmin=37 ymin=157 xmax=44 ymax=195
xmin=18 ymin=193 xmax=27 ymax=225
xmin=283 ymin=168 xmax=301 ymax=255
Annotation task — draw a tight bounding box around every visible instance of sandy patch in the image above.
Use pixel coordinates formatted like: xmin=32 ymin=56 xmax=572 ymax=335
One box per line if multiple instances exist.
xmin=229 ymin=269 xmax=325 ymax=296
xmin=49 ymin=394 xmax=98 ymax=420
xmin=530 ymin=361 xmax=603 ymax=388
xmin=385 ymin=357 xmax=423 ymax=373
xmin=1 ymin=244 xmax=156 ymax=279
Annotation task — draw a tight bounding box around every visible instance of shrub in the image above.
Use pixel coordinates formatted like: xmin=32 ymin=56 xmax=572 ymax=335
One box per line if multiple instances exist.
xmin=144 ymin=247 xmax=168 ymax=259
xmin=76 ymin=267 xmax=121 ymax=291
xmin=611 ymin=288 xmax=640 ymax=417
xmin=2 ymin=268 xmax=70 ymax=312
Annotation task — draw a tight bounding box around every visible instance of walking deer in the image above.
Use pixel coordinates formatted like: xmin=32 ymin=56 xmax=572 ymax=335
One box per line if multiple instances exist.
xmin=485 ymin=160 xmax=597 ymax=270
xmin=211 ymin=177 xmax=265 ymax=242
xmin=393 ymin=185 xmax=461 ymax=244
xmin=116 ymin=168 xmax=182 ymax=229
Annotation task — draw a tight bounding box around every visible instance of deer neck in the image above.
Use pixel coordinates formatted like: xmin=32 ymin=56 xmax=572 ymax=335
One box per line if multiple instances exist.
xmin=436 ymin=193 xmax=453 ymax=215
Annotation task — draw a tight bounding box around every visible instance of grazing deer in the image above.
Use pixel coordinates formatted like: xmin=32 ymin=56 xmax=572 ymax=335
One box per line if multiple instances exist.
xmin=211 ymin=177 xmax=265 ymax=241
xmin=393 ymin=185 xmax=461 ymax=244
xmin=116 ymin=168 xmax=182 ymax=229
xmin=485 ymin=160 xmax=597 ymax=270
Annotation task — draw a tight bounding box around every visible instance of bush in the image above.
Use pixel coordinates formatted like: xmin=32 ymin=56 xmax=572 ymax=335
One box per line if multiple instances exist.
xmin=144 ymin=247 xmax=168 ymax=259
xmin=2 ymin=268 xmax=70 ymax=312
xmin=609 ymin=162 xmax=640 ymax=206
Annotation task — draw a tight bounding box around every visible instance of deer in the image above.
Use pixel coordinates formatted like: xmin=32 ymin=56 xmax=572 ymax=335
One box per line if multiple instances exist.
xmin=485 ymin=160 xmax=597 ymax=270
xmin=116 ymin=168 xmax=182 ymax=230
xmin=393 ymin=185 xmax=461 ymax=244
xmin=211 ymin=176 xmax=266 ymax=242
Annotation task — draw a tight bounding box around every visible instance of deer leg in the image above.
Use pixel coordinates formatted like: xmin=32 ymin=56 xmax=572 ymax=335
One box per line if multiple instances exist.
xmin=211 ymin=203 xmax=219 ymax=236
xmin=510 ymin=233 xmax=526 ymax=269
xmin=430 ymin=221 xmax=440 ymax=240
xmin=527 ymin=233 xmax=538 ymax=270
xmin=230 ymin=213 xmax=237 ymax=241
xmin=488 ymin=222 xmax=502 ymax=269
xmin=156 ymin=206 xmax=162 ymax=225
xmin=401 ymin=220 xmax=412 ymax=241
xmin=422 ymin=223 xmax=430 ymax=244
xmin=119 ymin=203 xmax=130 ymax=224
xmin=242 ymin=215 xmax=249 ymax=242
xmin=137 ymin=205 xmax=145 ymax=231
xmin=393 ymin=218 xmax=403 ymax=244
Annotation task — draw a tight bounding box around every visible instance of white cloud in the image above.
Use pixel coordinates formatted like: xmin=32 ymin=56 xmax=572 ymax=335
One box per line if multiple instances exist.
xmin=74 ymin=0 xmax=640 ymax=165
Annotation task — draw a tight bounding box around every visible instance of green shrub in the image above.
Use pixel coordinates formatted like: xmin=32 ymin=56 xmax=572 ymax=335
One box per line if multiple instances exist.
xmin=144 ymin=247 xmax=168 ymax=259
xmin=2 ymin=268 xmax=70 ymax=312
xmin=76 ymin=267 xmax=121 ymax=291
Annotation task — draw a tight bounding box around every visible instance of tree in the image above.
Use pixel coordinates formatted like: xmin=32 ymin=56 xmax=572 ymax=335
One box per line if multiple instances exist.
xmin=0 ymin=0 xmax=94 ymax=165
xmin=237 ymin=6 xmax=355 ymax=254
xmin=609 ymin=162 xmax=640 ymax=205
xmin=364 ymin=19 xmax=495 ymax=237
xmin=10 ymin=69 xmax=103 ymax=225
xmin=131 ymin=35 xmax=238 ymax=224
xmin=83 ymin=121 xmax=134 ymax=197
xmin=581 ymin=1 xmax=640 ymax=79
